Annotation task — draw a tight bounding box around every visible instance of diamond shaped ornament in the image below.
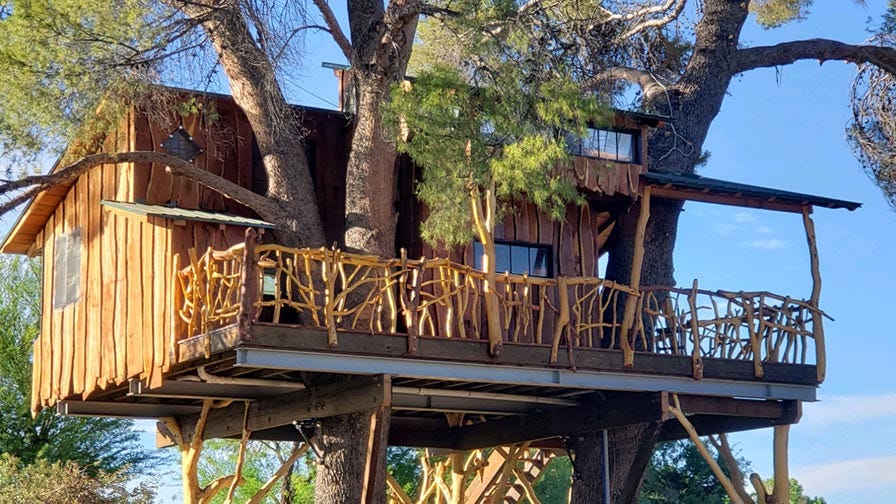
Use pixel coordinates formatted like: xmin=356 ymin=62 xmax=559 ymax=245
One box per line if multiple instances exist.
xmin=161 ymin=127 xmax=202 ymax=161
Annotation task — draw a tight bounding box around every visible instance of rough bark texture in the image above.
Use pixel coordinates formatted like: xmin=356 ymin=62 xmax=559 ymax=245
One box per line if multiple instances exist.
xmin=344 ymin=74 xmax=399 ymax=257
xmin=581 ymin=2 xmax=750 ymax=501
xmin=568 ymin=423 xmax=657 ymax=504
xmin=314 ymin=409 xmax=391 ymax=504
xmin=178 ymin=0 xmax=326 ymax=249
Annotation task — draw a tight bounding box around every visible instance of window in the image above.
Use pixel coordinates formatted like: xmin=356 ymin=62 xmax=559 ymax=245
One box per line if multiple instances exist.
xmin=473 ymin=241 xmax=553 ymax=277
xmin=52 ymin=229 xmax=81 ymax=309
xmin=570 ymin=128 xmax=639 ymax=163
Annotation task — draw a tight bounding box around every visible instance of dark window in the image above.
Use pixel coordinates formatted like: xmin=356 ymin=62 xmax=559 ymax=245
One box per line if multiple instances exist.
xmin=52 ymin=229 xmax=81 ymax=310
xmin=473 ymin=241 xmax=553 ymax=278
xmin=569 ymin=128 xmax=639 ymax=163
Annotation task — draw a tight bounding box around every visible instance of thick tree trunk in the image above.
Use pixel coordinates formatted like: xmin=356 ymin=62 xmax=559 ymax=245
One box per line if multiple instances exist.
xmin=568 ymin=423 xmax=659 ymax=504
xmin=344 ymin=74 xmax=399 ymax=257
xmin=177 ymin=1 xmax=326 ymax=249
xmin=314 ymin=408 xmax=391 ymax=504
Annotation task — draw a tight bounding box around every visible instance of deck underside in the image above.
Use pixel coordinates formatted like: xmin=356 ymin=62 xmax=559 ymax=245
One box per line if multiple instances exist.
xmin=57 ymin=323 xmax=811 ymax=449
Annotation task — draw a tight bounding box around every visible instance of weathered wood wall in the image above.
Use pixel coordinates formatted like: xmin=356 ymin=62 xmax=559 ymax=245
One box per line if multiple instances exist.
xmin=33 ymin=112 xmax=177 ymax=410
xmin=33 ymin=96 xmax=353 ymax=410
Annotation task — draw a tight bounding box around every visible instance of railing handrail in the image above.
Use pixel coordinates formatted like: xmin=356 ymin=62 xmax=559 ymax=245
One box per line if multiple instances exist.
xmin=173 ymin=243 xmax=824 ymax=380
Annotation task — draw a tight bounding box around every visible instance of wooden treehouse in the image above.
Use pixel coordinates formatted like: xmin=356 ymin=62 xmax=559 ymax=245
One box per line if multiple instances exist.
xmin=4 ymin=88 xmax=859 ymax=501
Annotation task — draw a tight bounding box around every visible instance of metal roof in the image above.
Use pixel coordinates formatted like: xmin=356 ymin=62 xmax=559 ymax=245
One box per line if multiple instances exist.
xmin=100 ymin=201 xmax=277 ymax=229
xmin=643 ymin=172 xmax=862 ymax=211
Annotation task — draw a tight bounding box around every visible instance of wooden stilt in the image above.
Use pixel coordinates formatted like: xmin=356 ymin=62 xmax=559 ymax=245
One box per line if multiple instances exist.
xmin=801 ymin=206 xmax=825 ymax=382
xmin=620 ymin=186 xmax=651 ymax=367
xmin=362 ymin=375 xmax=392 ymax=504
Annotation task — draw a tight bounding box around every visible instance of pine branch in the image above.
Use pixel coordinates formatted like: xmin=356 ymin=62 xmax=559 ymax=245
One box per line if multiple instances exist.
xmin=735 ymin=39 xmax=896 ymax=76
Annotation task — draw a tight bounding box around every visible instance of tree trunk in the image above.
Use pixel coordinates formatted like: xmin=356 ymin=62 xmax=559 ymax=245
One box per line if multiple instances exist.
xmin=180 ymin=0 xmax=326 ymax=249
xmin=343 ymin=73 xmax=399 ymax=257
xmin=314 ymin=409 xmax=391 ymax=504
xmin=568 ymin=424 xmax=657 ymax=504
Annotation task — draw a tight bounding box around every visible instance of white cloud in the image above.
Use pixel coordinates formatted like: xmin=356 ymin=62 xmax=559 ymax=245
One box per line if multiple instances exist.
xmin=795 ymin=455 xmax=896 ymax=495
xmin=746 ymin=238 xmax=787 ymax=250
xmin=802 ymin=393 xmax=896 ymax=428
xmin=756 ymin=225 xmax=773 ymax=234
xmin=734 ymin=212 xmax=757 ymax=223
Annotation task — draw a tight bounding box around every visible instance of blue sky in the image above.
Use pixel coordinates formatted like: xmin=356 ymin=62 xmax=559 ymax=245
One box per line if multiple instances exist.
xmin=6 ymin=1 xmax=896 ymax=502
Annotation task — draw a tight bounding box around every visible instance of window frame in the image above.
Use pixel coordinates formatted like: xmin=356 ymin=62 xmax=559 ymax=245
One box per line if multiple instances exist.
xmin=52 ymin=228 xmax=82 ymax=310
xmin=473 ymin=239 xmax=554 ymax=278
xmin=571 ymin=127 xmax=641 ymax=164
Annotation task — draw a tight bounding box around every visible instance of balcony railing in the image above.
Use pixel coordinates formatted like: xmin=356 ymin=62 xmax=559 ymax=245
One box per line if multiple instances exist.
xmin=174 ymin=241 xmax=826 ymax=380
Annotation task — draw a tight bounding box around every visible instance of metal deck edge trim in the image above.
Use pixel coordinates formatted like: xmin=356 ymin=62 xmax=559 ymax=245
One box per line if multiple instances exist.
xmin=234 ymin=347 xmax=817 ymax=402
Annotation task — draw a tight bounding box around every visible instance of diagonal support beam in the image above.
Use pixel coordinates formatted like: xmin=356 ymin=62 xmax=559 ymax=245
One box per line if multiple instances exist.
xmin=157 ymin=375 xmax=391 ymax=448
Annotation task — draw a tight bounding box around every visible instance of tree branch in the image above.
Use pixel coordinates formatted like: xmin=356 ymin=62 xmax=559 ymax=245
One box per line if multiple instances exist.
xmin=589 ymin=66 xmax=667 ymax=98
xmin=621 ymin=0 xmax=687 ymax=38
xmin=0 ymin=151 xmax=279 ymax=221
xmin=735 ymin=39 xmax=896 ymax=76
xmin=311 ymin=0 xmax=353 ymax=60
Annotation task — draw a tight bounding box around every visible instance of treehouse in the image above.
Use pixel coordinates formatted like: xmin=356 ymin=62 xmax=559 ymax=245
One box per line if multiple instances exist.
xmin=3 ymin=87 xmax=859 ymax=494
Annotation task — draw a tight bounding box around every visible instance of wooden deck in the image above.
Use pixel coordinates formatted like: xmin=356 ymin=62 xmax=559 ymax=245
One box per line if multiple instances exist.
xmin=37 ymin=240 xmax=821 ymax=448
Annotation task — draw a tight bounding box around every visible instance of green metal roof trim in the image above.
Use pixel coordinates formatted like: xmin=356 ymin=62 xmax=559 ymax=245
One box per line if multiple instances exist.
xmin=643 ymin=172 xmax=862 ymax=211
xmin=100 ymin=200 xmax=277 ymax=229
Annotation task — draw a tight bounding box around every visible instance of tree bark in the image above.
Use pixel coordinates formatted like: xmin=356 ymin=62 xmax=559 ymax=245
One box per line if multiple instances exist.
xmin=314 ymin=408 xmax=391 ymax=504
xmin=568 ymin=423 xmax=658 ymax=504
xmin=176 ymin=0 xmax=326 ymax=249
xmin=344 ymin=73 xmax=399 ymax=257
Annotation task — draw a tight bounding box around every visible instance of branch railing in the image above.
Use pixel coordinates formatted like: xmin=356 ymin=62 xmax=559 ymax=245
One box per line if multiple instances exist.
xmin=174 ymin=243 xmax=827 ymax=377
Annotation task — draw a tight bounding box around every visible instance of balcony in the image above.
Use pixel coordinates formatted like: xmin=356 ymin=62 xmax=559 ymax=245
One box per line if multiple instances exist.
xmin=171 ymin=239 xmax=825 ymax=400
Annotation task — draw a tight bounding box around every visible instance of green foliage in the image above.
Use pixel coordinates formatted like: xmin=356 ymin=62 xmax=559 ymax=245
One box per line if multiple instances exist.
xmin=0 ymin=0 xmax=170 ymax=168
xmin=533 ymin=455 xmax=572 ymax=503
xmin=0 ymin=454 xmax=156 ymax=504
xmin=197 ymin=440 xmax=315 ymax=504
xmin=762 ymin=477 xmax=827 ymax=504
xmin=639 ymin=440 xmax=744 ymax=504
xmin=751 ymin=0 xmax=813 ymax=29
xmin=388 ymin=62 xmax=604 ymax=247
xmin=0 ymin=256 xmax=156 ymax=475
xmin=388 ymin=447 xmax=423 ymax=498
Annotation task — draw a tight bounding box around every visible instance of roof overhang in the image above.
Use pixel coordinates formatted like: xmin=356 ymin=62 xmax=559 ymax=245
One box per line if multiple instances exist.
xmin=100 ymin=200 xmax=276 ymax=229
xmin=643 ymin=172 xmax=861 ymax=213
xmin=1 ymin=156 xmax=73 ymax=255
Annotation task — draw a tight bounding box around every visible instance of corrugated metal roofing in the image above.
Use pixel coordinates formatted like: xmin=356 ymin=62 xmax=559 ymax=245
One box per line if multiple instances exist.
xmin=100 ymin=200 xmax=277 ymax=228
xmin=643 ymin=172 xmax=862 ymax=211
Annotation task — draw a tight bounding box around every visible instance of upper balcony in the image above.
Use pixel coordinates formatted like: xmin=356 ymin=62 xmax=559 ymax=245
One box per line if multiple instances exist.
xmin=169 ymin=236 xmax=825 ymax=403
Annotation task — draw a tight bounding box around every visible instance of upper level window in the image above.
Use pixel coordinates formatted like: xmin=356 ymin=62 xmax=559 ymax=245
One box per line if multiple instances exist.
xmin=52 ymin=229 xmax=81 ymax=310
xmin=570 ymin=128 xmax=639 ymax=163
xmin=473 ymin=241 xmax=553 ymax=278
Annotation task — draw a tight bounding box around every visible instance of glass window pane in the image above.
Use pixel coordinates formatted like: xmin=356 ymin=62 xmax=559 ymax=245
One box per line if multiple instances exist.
xmin=511 ymin=245 xmax=529 ymax=275
xmin=494 ymin=243 xmax=511 ymax=273
xmin=581 ymin=128 xmax=600 ymax=157
xmin=473 ymin=242 xmax=484 ymax=270
xmin=530 ymin=247 xmax=549 ymax=277
xmin=616 ymin=133 xmax=633 ymax=162
xmin=602 ymin=131 xmax=618 ymax=159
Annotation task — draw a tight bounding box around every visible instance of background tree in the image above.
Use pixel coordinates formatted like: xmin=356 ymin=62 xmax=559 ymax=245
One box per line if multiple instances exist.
xmin=0 ymin=454 xmax=157 ymax=504
xmin=0 ymin=256 xmax=157 ymax=475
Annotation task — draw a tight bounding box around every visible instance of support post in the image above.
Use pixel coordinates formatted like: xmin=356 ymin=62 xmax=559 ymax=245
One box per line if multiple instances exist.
xmin=362 ymin=376 xmax=392 ymax=504
xmin=237 ymin=228 xmax=261 ymax=343
xmin=620 ymin=186 xmax=651 ymax=367
xmin=801 ymin=205 xmax=825 ymax=382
